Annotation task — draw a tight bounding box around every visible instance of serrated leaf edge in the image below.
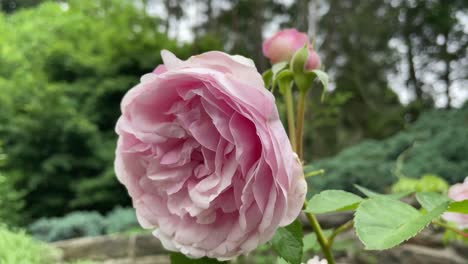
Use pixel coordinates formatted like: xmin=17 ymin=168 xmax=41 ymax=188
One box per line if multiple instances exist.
xmin=354 ymin=198 xmax=450 ymax=250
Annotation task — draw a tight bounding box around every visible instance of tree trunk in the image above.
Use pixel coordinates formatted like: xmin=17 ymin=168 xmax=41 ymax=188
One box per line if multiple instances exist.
xmin=206 ymin=0 xmax=214 ymax=32
xmin=163 ymin=0 xmax=170 ymax=35
xmin=442 ymin=30 xmax=451 ymax=109
xmin=308 ymin=0 xmax=317 ymax=38
xmin=298 ymin=0 xmax=309 ymax=32
xmin=404 ymin=33 xmax=423 ymax=101
xmin=251 ymin=0 xmax=266 ymax=70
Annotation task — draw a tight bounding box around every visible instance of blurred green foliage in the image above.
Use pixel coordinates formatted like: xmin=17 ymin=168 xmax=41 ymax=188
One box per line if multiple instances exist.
xmin=392 ymin=174 xmax=449 ymax=193
xmin=0 ymin=143 xmax=24 ymax=226
xmin=0 ymin=0 xmax=199 ymax=219
xmin=0 ymin=225 xmax=58 ymax=264
xmin=306 ymin=105 xmax=468 ymax=195
xmin=0 ymin=224 xmax=97 ymax=263
xmin=29 ymin=207 xmax=139 ymax=242
xmin=0 ymin=173 xmax=24 ymax=226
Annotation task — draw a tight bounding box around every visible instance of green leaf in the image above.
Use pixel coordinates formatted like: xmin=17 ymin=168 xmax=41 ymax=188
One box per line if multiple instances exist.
xmin=354 ymin=184 xmax=412 ymax=200
xmin=311 ymin=69 xmax=328 ymax=101
xmin=303 ymin=230 xmax=333 ymax=253
xmin=448 ymin=200 xmax=468 ymax=214
xmin=277 ymin=257 xmax=289 ymax=264
xmin=170 ymin=253 xmax=225 ymax=264
xmin=416 ymin=192 xmax=451 ymax=211
xmin=354 ymin=185 xmax=383 ymax=198
xmin=271 ymin=220 xmax=303 ymax=264
xmin=303 ymin=233 xmax=319 ymax=252
xmin=355 ymin=197 xmax=450 ymax=250
xmin=305 ymin=190 xmax=363 ymax=214
xmin=387 ymin=191 xmax=414 ymax=200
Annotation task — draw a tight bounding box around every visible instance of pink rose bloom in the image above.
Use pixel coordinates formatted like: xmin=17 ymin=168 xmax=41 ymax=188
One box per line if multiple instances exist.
xmin=306 ymin=48 xmax=321 ymax=70
xmin=262 ymin=28 xmax=321 ymax=70
xmin=114 ymin=50 xmax=306 ymax=259
xmin=442 ymin=177 xmax=468 ymax=229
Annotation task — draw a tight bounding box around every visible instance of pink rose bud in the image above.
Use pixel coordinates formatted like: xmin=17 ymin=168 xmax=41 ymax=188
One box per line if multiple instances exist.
xmin=115 ymin=50 xmax=307 ymax=260
xmin=262 ymin=28 xmax=309 ymax=64
xmin=442 ymin=177 xmax=468 ymax=229
xmin=263 ymin=28 xmax=321 ymax=70
xmin=306 ymin=48 xmax=321 ymax=70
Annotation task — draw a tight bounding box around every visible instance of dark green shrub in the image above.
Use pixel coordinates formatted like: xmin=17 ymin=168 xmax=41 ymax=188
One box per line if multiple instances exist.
xmin=29 ymin=211 xmax=105 ymax=242
xmin=0 ymin=143 xmax=24 ymax=226
xmin=0 ymin=173 xmax=24 ymax=226
xmin=306 ymin=105 xmax=468 ymax=196
xmin=104 ymin=206 xmax=138 ymax=234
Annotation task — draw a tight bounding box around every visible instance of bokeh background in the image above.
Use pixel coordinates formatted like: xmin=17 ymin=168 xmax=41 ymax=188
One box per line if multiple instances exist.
xmin=0 ymin=0 xmax=467 ymax=261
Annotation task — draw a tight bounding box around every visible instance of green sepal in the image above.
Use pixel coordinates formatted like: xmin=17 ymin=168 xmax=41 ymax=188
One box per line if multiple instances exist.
xmin=269 ymin=62 xmax=289 ymax=93
xmin=290 ymin=45 xmax=313 ymax=93
xmin=290 ymin=45 xmax=309 ymax=74
xmin=262 ymin=69 xmax=273 ymax=89
xmin=310 ymin=69 xmax=329 ymax=101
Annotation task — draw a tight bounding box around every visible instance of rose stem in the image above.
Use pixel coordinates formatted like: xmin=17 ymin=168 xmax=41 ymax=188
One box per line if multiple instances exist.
xmin=296 ymin=89 xmax=306 ymax=160
xmin=296 ymin=86 xmax=336 ymax=264
xmin=283 ymin=80 xmax=297 ymax=151
xmin=328 ymin=220 xmax=354 ymax=247
xmin=432 ymin=220 xmax=468 ymax=238
xmin=303 ymin=200 xmax=336 ymax=264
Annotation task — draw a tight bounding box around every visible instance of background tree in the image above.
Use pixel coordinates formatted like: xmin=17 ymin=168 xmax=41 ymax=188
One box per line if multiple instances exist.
xmin=0 ymin=0 xmax=43 ymax=12
xmin=0 ymin=0 xmax=190 ymax=218
xmin=0 ymin=0 xmax=466 ymax=223
xmin=394 ymin=0 xmax=468 ymax=109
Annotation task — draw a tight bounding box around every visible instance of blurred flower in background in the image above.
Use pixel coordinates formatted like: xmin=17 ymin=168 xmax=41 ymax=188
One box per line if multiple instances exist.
xmin=443 ymin=177 xmax=468 ymax=229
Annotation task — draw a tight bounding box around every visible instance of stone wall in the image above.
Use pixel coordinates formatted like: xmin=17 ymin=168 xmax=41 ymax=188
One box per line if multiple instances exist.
xmin=51 ymin=217 xmax=467 ymax=264
xmin=52 ymin=233 xmax=169 ymax=264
